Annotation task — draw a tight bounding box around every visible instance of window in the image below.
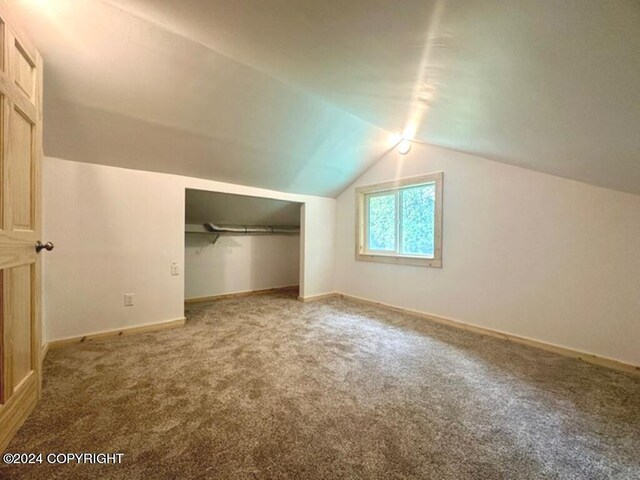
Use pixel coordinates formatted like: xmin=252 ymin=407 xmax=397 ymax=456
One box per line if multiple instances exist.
xmin=356 ymin=172 xmax=443 ymax=267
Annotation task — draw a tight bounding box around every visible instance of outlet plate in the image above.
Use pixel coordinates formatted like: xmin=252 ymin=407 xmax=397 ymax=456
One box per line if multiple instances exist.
xmin=171 ymin=263 xmax=179 ymax=276
xmin=124 ymin=293 xmax=135 ymax=306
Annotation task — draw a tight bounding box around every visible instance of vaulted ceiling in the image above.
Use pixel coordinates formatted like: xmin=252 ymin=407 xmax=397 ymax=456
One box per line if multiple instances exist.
xmin=10 ymin=0 xmax=640 ymax=196
xmin=186 ymin=190 xmax=301 ymax=227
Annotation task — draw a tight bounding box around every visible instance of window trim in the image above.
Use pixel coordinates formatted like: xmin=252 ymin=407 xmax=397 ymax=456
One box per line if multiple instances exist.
xmin=355 ymin=172 xmax=443 ymax=268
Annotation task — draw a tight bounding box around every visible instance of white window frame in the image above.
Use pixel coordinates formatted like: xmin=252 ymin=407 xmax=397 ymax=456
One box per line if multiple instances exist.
xmin=355 ymin=172 xmax=443 ymax=268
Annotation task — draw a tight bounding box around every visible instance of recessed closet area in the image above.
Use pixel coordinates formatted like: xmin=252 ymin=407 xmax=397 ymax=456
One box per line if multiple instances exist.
xmin=184 ymin=189 xmax=302 ymax=301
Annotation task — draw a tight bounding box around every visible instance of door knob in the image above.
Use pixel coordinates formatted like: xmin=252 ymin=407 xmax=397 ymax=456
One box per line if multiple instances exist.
xmin=35 ymin=241 xmax=54 ymax=253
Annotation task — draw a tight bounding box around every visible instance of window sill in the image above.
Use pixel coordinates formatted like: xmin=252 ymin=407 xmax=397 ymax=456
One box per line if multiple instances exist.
xmin=355 ymin=252 xmax=442 ymax=268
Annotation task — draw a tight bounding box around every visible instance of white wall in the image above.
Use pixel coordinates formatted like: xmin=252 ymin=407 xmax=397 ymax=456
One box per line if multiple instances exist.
xmin=44 ymin=148 xmax=640 ymax=367
xmin=185 ymin=234 xmax=300 ymax=299
xmin=335 ymin=143 xmax=640 ymax=367
xmin=43 ymin=157 xmax=335 ymax=342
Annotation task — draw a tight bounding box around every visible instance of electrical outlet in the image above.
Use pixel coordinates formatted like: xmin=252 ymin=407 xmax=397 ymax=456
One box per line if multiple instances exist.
xmin=123 ymin=293 xmax=135 ymax=307
xmin=171 ymin=263 xmax=180 ymax=276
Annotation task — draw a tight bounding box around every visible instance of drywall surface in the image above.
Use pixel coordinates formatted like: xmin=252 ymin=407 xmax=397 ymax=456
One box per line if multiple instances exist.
xmin=43 ymin=157 xmax=334 ymax=342
xmin=185 ymin=190 xmax=301 ymax=226
xmin=15 ymin=0 xmax=388 ymax=198
xmin=185 ymin=234 xmax=300 ymax=299
xmin=15 ymin=1 xmax=640 ymax=196
xmin=335 ymin=143 xmax=640 ymax=366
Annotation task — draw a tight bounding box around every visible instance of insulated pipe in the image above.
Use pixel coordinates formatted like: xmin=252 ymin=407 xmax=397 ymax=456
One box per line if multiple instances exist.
xmin=204 ymin=223 xmax=299 ymax=234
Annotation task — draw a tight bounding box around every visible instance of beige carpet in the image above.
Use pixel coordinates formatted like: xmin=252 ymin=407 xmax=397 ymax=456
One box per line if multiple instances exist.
xmin=2 ymin=291 xmax=639 ymax=479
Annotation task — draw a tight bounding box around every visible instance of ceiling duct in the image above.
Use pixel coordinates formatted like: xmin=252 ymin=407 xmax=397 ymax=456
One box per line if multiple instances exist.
xmin=204 ymin=223 xmax=299 ymax=235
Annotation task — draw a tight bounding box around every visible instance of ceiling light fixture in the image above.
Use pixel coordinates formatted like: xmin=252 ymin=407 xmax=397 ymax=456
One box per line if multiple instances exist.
xmin=397 ymin=139 xmax=412 ymax=155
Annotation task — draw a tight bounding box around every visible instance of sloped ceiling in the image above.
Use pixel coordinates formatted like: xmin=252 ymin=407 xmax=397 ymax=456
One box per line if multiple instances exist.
xmin=185 ymin=190 xmax=300 ymax=227
xmin=10 ymin=0 xmax=390 ymax=197
xmin=10 ymin=0 xmax=640 ymax=196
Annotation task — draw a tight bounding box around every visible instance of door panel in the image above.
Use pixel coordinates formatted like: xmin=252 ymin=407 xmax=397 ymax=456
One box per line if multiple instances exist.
xmin=8 ymin=107 xmax=33 ymax=231
xmin=8 ymin=264 xmax=32 ymax=392
xmin=0 ymin=2 xmax=42 ymax=453
xmin=0 ymin=20 xmax=4 ymax=69
xmin=12 ymin=41 xmax=34 ymax=100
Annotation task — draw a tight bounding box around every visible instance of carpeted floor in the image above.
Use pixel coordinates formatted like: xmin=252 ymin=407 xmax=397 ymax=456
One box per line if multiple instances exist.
xmin=2 ymin=291 xmax=639 ymax=479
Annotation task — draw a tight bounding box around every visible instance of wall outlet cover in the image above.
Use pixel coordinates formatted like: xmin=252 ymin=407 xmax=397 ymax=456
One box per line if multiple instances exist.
xmin=124 ymin=293 xmax=135 ymax=306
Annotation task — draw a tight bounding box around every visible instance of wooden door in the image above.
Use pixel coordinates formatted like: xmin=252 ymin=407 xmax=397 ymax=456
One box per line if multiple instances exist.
xmin=0 ymin=3 xmax=44 ymax=452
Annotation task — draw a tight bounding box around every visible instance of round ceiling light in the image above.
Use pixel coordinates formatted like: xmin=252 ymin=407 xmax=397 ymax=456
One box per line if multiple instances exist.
xmin=397 ymin=139 xmax=412 ymax=155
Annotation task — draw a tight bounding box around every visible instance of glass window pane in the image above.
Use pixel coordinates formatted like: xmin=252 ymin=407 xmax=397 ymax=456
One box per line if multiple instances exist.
xmin=367 ymin=193 xmax=396 ymax=251
xmin=400 ymin=184 xmax=435 ymax=257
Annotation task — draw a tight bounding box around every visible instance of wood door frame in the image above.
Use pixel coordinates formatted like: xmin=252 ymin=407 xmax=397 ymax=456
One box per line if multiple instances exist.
xmin=0 ymin=1 xmax=43 ymax=452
